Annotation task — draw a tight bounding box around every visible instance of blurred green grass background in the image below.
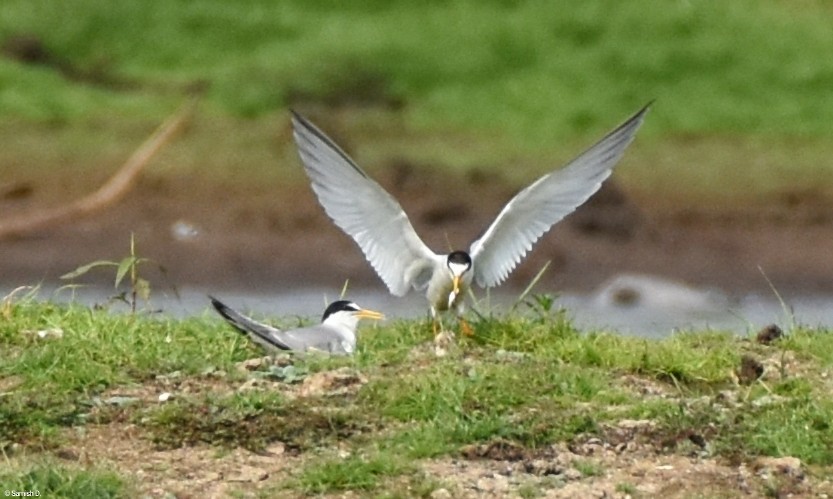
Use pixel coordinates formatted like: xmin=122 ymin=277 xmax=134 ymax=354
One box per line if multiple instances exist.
xmin=1 ymin=0 xmax=832 ymax=203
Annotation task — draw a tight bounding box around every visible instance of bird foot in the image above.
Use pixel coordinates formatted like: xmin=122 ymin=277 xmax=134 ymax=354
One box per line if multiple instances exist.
xmin=459 ymin=318 xmax=474 ymax=337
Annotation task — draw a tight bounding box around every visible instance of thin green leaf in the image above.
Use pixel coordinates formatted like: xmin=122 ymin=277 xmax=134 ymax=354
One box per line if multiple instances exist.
xmin=60 ymin=260 xmax=118 ymax=280
xmin=115 ymin=257 xmax=137 ymax=288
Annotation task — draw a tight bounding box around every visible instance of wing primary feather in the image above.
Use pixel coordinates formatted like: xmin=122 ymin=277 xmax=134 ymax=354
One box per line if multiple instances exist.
xmin=290 ymin=110 xmax=370 ymax=180
xmin=290 ymin=110 xmax=439 ymax=296
xmin=210 ymin=296 xmax=290 ymax=351
xmin=470 ymin=103 xmax=651 ymax=288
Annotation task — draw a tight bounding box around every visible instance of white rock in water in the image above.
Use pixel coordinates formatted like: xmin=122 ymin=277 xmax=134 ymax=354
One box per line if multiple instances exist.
xmin=171 ymin=220 xmax=200 ymax=241
xmin=594 ymin=273 xmax=726 ymax=311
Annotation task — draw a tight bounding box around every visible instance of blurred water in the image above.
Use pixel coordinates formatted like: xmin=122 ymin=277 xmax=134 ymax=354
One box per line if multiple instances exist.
xmin=5 ymin=274 xmax=832 ymax=339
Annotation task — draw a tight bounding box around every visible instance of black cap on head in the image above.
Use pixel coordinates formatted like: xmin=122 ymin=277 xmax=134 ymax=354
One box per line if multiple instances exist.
xmin=322 ymin=300 xmax=360 ymax=321
xmin=447 ymin=251 xmax=472 ymax=269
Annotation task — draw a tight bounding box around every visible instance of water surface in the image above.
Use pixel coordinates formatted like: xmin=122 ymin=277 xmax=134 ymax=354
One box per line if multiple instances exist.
xmin=8 ymin=274 xmax=831 ymax=339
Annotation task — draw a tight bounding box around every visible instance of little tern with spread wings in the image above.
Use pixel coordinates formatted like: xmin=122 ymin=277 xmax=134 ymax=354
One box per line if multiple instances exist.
xmin=290 ymin=104 xmax=650 ymax=333
xmin=210 ymin=296 xmax=384 ymax=355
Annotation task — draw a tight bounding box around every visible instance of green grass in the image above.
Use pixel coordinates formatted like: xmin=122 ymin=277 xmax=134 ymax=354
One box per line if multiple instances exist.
xmin=297 ymin=452 xmax=414 ymax=494
xmin=0 ymin=461 xmax=131 ymax=498
xmin=1 ymin=0 xmax=833 ymax=202
xmin=2 ymin=0 xmax=832 ymax=136
xmin=3 ymin=291 xmax=833 ymax=495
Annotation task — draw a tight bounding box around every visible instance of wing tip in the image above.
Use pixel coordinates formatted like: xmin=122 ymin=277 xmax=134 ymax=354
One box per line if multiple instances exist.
xmin=288 ymin=109 xmax=304 ymax=133
xmin=209 ymin=295 xmax=231 ymax=317
xmin=288 ymin=110 xmax=373 ymax=181
xmin=618 ymin=101 xmax=653 ymax=133
xmin=625 ymin=100 xmax=654 ymax=131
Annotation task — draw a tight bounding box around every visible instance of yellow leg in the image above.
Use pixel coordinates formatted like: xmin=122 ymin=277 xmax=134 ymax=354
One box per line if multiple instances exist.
xmin=431 ymin=306 xmax=443 ymax=336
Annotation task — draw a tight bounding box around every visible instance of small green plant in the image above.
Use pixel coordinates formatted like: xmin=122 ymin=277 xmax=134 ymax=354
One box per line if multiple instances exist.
xmin=509 ymin=261 xmax=551 ymax=315
xmin=524 ymin=293 xmax=558 ymax=321
xmin=518 ymin=482 xmax=544 ymax=499
xmin=298 ymin=453 xmax=412 ymax=494
xmin=1 ymin=285 xmax=38 ymax=319
xmin=61 ymin=233 xmax=151 ymax=313
xmin=572 ymin=458 xmax=604 ymax=477
xmin=616 ymin=482 xmax=638 ymax=495
xmin=0 ymin=462 xmax=130 ymax=497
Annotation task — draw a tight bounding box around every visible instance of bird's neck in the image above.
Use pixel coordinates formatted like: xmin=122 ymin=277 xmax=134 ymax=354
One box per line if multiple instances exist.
xmin=325 ymin=318 xmax=358 ymax=344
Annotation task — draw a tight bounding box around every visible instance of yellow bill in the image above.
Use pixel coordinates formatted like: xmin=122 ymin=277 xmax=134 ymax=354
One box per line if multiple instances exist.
xmin=354 ymin=309 xmax=385 ymax=321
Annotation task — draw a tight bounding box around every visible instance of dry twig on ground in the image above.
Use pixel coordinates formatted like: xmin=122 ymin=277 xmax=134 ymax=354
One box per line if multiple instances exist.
xmin=0 ymin=99 xmax=196 ymax=240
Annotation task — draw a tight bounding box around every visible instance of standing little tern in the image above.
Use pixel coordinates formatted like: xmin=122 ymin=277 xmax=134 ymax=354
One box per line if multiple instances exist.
xmin=210 ymin=296 xmax=384 ymax=355
xmin=290 ymin=104 xmax=650 ymax=332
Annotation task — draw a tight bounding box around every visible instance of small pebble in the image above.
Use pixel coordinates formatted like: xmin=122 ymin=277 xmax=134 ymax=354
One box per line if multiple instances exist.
xmin=756 ymin=324 xmax=783 ymax=344
xmin=737 ymin=355 xmax=764 ymax=384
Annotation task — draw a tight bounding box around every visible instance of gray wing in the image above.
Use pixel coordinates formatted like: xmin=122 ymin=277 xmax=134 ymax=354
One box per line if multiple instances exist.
xmin=279 ymin=324 xmax=353 ymax=355
xmin=469 ymin=104 xmax=651 ymax=288
xmin=291 ymin=111 xmax=439 ymax=296
xmin=210 ymin=296 xmax=292 ymax=352
xmin=210 ymin=297 xmax=350 ymax=355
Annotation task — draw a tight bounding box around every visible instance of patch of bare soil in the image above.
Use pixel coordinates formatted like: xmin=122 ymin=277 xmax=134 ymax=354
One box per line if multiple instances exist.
xmin=3 ymin=164 xmax=833 ymax=298
xmin=423 ymin=439 xmax=829 ymax=498
xmin=48 ymin=380 xmax=833 ymax=499
xmin=65 ymin=423 xmax=291 ymax=498
xmin=419 ymin=345 xmax=833 ymax=498
xmin=24 ymin=344 xmax=828 ymax=498
xmin=47 ymin=364 xmax=373 ymax=498
xmin=46 ymin=424 xmax=832 ymax=498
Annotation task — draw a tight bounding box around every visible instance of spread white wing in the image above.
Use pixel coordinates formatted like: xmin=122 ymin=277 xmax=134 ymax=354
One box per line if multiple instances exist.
xmin=469 ymin=104 xmax=650 ymax=288
xmin=291 ymin=111 xmax=439 ymax=296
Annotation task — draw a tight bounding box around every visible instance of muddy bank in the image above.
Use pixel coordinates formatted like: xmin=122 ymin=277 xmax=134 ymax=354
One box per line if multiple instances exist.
xmin=2 ymin=166 xmax=832 ymax=299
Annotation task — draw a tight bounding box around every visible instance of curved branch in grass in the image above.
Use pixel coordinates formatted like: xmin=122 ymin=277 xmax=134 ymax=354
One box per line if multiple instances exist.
xmin=0 ymin=99 xmax=196 ymax=240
